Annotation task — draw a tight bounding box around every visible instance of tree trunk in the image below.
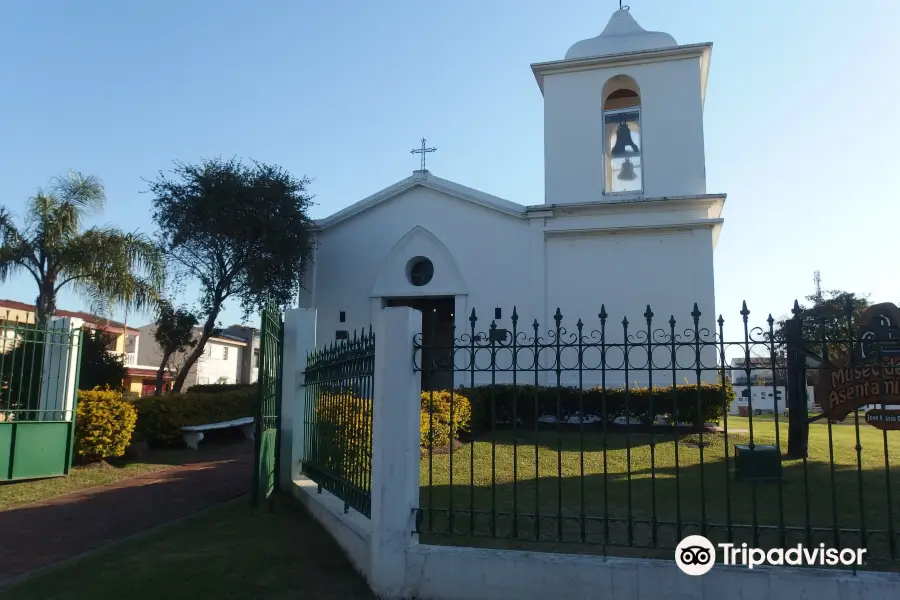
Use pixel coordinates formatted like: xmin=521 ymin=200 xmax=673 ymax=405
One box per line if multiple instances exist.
xmin=784 ymin=317 xmax=809 ymax=459
xmin=35 ymin=283 xmax=56 ymax=326
xmin=171 ymin=308 xmax=220 ymax=392
xmin=155 ymin=351 xmax=173 ymax=395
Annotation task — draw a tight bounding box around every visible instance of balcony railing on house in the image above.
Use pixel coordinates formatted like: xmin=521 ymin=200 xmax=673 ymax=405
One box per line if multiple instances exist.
xmin=107 ymin=351 xmax=137 ymax=366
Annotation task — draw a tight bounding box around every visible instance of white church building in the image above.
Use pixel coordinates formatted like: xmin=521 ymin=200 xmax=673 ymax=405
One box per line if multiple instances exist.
xmin=298 ymin=7 xmax=725 ymax=389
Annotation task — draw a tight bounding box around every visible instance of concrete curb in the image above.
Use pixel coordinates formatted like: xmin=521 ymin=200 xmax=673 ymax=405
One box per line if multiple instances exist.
xmin=0 ymin=493 xmax=251 ymax=592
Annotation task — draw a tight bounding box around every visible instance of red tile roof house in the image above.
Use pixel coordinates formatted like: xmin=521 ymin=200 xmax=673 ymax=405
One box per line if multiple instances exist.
xmin=0 ymin=298 xmax=173 ymax=396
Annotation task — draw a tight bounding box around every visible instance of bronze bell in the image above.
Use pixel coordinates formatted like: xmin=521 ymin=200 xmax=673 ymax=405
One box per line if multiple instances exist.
xmin=610 ymin=122 xmax=640 ymax=157
xmin=618 ymin=158 xmax=637 ymax=181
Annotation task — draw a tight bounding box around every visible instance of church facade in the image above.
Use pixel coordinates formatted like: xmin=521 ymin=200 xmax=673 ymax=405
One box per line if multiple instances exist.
xmin=298 ymin=8 xmax=725 ymax=388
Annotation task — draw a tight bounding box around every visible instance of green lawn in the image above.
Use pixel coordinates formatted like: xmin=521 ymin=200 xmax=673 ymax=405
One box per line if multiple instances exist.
xmin=419 ymin=418 xmax=900 ymax=569
xmin=0 ymin=447 xmax=233 ymax=511
xmin=0 ymin=497 xmax=375 ymax=600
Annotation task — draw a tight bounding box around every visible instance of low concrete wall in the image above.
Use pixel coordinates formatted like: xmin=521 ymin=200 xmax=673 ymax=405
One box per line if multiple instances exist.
xmin=290 ymin=477 xmax=371 ymax=577
xmin=403 ymin=544 xmax=900 ymax=600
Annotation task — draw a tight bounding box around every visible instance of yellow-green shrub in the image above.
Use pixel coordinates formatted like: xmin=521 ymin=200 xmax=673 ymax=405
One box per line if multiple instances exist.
xmin=310 ymin=391 xmax=373 ymax=480
xmin=75 ymin=389 xmax=138 ymax=462
xmin=133 ymin=388 xmax=256 ymax=447
xmin=420 ymin=390 xmax=470 ymax=449
xmin=309 ymin=389 xmax=471 ymax=457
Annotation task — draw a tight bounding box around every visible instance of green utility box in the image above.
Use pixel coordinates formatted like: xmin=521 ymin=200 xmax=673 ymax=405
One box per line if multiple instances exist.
xmin=733 ymin=444 xmax=782 ymax=481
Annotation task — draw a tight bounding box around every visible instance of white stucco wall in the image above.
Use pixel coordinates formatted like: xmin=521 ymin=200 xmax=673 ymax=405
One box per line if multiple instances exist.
xmin=195 ymin=340 xmax=244 ymax=385
xmin=543 ymin=57 xmax=706 ymax=204
xmin=311 ymin=183 xmax=718 ymax=389
xmin=312 ymin=185 xmax=538 ymax=349
xmin=544 ymin=227 xmax=716 ymax=387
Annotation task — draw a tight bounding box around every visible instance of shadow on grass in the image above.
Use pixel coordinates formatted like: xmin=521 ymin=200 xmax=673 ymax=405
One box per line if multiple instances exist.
xmin=1 ymin=495 xmax=376 ymax=600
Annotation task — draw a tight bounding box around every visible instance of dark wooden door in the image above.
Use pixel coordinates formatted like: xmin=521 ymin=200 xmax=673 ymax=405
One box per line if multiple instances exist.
xmin=385 ymin=297 xmax=455 ymax=391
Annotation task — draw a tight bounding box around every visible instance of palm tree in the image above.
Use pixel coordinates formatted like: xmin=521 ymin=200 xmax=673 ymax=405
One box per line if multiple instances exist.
xmin=0 ymin=171 xmax=164 ymax=325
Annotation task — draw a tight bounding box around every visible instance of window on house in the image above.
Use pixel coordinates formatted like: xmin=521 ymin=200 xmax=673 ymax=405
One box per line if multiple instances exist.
xmin=222 ymin=346 xmax=228 ymax=360
xmin=602 ymin=76 xmax=642 ymax=195
xmin=103 ymin=333 xmax=118 ymax=351
xmin=254 ymin=348 xmax=260 ymax=368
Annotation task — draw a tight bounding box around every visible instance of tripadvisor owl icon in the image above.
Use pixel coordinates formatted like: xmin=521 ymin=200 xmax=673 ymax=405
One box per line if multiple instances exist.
xmin=675 ymin=535 xmax=716 ymax=576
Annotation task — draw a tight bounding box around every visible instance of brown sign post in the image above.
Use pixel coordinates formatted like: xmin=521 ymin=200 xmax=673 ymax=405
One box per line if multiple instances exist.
xmin=814 ymin=303 xmax=900 ymax=427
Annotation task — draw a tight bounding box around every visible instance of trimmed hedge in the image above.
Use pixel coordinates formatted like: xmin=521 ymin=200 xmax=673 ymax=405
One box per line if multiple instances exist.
xmin=75 ymin=389 xmax=138 ymax=462
xmin=187 ymin=383 xmax=257 ymax=394
xmin=133 ymin=388 xmax=256 ymax=447
xmin=464 ymin=383 xmax=732 ymax=433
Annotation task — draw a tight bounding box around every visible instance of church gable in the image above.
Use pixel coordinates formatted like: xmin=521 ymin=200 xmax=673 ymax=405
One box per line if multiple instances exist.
xmin=371 ymin=226 xmax=467 ymax=298
xmin=314 ymin=171 xmax=525 ymax=231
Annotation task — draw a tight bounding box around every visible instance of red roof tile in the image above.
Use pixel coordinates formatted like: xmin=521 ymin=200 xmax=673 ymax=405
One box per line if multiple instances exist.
xmin=0 ymin=299 xmax=141 ymax=333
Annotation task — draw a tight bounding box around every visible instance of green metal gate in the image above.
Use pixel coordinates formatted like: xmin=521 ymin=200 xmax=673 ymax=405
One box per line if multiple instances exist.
xmin=1 ymin=318 xmax=85 ymax=481
xmin=252 ymin=302 xmax=284 ymax=509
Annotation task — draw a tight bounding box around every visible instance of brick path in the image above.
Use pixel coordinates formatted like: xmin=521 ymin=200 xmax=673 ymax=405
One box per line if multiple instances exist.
xmin=0 ymin=444 xmax=253 ymax=582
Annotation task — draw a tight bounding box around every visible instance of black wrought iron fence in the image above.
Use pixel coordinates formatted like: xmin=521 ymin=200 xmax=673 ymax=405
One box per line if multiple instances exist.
xmin=412 ymin=302 xmax=900 ymax=571
xmin=302 ymin=328 xmax=375 ymax=517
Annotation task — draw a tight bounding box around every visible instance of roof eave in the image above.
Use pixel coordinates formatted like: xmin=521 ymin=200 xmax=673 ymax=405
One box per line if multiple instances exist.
xmin=313 ymin=172 xmax=526 ymax=231
xmin=531 ymin=42 xmax=713 ymax=95
xmin=526 ymin=193 xmax=726 ymax=214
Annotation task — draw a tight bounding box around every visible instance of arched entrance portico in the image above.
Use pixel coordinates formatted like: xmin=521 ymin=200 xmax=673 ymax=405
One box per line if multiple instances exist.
xmin=370 ymin=226 xmax=467 ymax=391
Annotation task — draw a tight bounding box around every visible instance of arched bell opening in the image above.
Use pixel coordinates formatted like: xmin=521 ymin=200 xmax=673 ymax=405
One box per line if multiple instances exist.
xmin=602 ymin=75 xmax=642 ymax=194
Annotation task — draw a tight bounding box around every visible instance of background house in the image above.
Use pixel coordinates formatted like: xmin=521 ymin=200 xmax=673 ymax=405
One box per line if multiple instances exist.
xmin=0 ymin=298 xmax=169 ymax=395
xmin=729 ymin=357 xmax=777 ymax=385
xmin=728 ymin=357 xmax=820 ymax=414
xmin=136 ymin=324 xmax=247 ymax=390
xmin=222 ymin=324 xmax=260 ymax=384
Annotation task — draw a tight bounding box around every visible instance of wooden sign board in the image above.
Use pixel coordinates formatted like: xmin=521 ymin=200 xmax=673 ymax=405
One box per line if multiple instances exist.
xmin=864 ymin=409 xmax=900 ymax=431
xmin=814 ymin=303 xmax=900 ymax=423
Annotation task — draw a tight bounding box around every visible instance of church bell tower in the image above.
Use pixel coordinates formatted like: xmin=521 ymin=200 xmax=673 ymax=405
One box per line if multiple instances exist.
xmin=532 ymin=6 xmax=714 ymax=205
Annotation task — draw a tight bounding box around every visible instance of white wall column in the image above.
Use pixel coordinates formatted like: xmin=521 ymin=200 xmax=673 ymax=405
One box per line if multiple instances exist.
xmin=369 ymin=307 xmax=422 ymax=598
xmin=280 ymin=308 xmax=317 ymax=489
xmin=39 ymin=317 xmax=83 ymax=421
xmin=367 ymin=297 xmax=384 ymax=335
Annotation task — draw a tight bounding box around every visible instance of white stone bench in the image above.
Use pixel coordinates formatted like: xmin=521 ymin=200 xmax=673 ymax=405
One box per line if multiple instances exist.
xmin=181 ymin=416 xmax=255 ymax=450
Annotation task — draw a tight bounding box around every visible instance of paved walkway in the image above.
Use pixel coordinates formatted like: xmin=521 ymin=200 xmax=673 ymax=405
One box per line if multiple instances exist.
xmin=0 ymin=444 xmax=252 ymax=582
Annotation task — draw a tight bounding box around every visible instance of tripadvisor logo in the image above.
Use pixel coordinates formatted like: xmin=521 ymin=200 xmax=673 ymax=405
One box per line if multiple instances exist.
xmin=675 ymin=536 xmax=866 ymax=576
xmin=675 ymin=536 xmax=716 ymax=576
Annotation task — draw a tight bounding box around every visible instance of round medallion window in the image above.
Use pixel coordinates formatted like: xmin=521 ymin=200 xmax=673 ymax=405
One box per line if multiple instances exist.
xmin=406 ymin=256 xmax=434 ymax=287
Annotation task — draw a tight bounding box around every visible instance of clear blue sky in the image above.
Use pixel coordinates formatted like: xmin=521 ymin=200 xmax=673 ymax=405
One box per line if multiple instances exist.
xmin=1 ymin=0 xmax=898 ymax=341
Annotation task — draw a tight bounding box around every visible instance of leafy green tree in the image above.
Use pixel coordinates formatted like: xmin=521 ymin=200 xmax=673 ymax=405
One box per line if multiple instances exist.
xmin=77 ymin=330 xmax=127 ymax=391
xmin=0 ymin=171 xmax=165 ymax=325
xmin=764 ymin=278 xmax=871 ymax=458
xmin=769 ymin=289 xmax=870 ymax=369
xmin=147 ymin=158 xmax=314 ymax=392
xmin=755 ymin=282 xmax=871 ymax=385
xmin=152 ymin=300 xmax=199 ymax=394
